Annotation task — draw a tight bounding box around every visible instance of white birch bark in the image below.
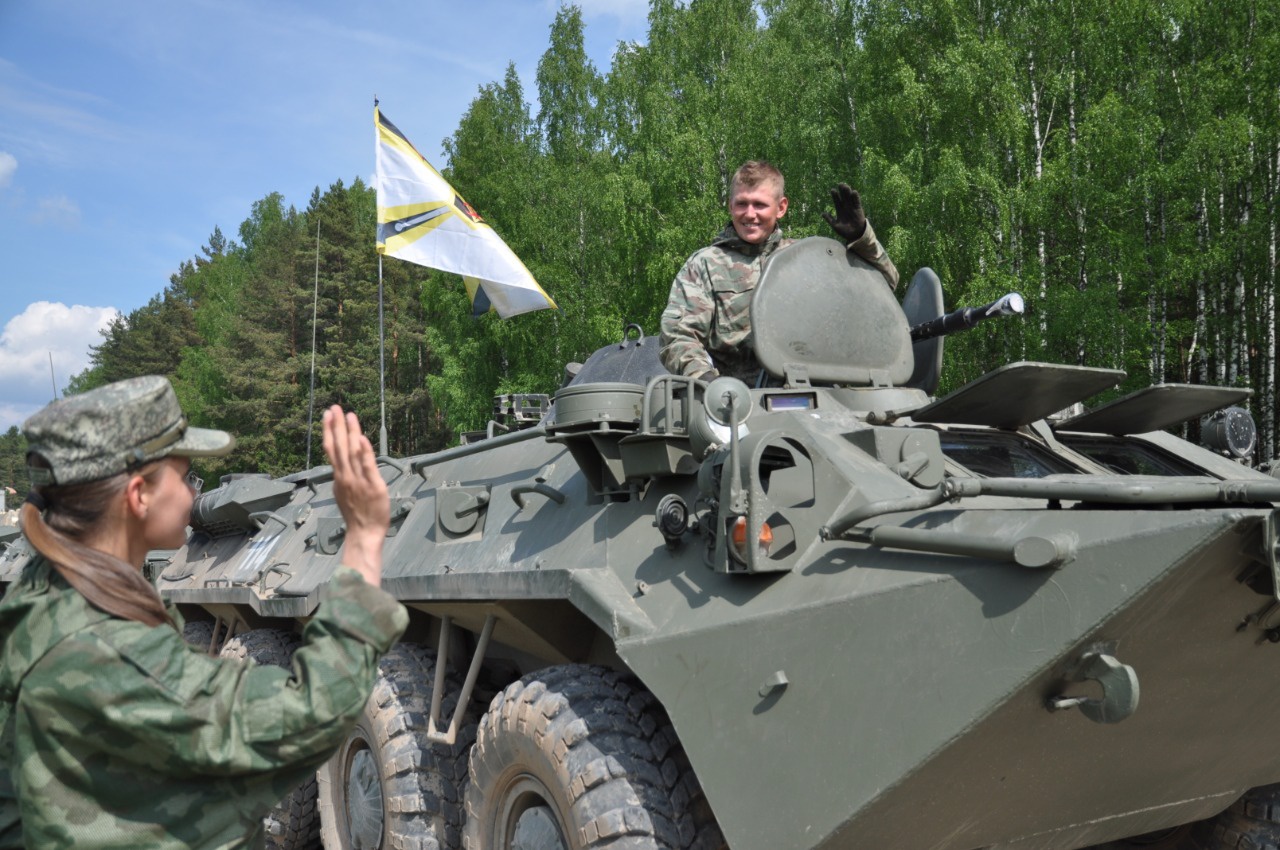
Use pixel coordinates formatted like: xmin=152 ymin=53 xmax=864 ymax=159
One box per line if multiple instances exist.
xmin=1266 ymin=138 xmax=1278 ymax=460
xmin=1217 ymin=182 xmax=1227 ymax=386
xmin=1068 ymin=56 xmax=1086 ymax=365
xmin=1194 ymin=188 xmax=1208 ymax=383
xmin=1028 ymin=51 xmax=1050 ymax=341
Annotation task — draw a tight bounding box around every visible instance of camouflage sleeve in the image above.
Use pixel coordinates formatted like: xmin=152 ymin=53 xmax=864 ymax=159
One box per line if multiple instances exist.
xmin=659 ymin=254 xmax=718 ymax=378
xmin=0 ymin=674 xmax=16 ymax=849
xmin=0 ymin=783 xmax=15 ymax=850
xmin=0 ymin=584 xmax=23 ymax=848
xmin=18 ymin=567 xmax=407 ymax=779
xmin=847 ymin=219 xmax=899 ymax=290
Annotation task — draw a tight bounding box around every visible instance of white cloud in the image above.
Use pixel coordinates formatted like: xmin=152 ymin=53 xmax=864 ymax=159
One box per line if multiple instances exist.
xmin=0 ymin=302 xmax=119 ymax=431
xmin=30 ymin=194 xmax=81 ymax=227
xmin=0 ymin=59 xmax=125 ymax=170
xmin=0 ymin=152 xmax=14 ymax=189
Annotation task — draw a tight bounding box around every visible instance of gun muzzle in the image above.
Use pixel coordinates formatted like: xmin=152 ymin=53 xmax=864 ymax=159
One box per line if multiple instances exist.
xmin=910 ymin=292 xmax=1025 ymax=343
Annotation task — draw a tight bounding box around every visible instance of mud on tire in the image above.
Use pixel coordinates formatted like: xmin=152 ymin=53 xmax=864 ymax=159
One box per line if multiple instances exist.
xmin=318 ymin=641 xmax=475 ymax=850
xmin=464 ymin=664 xmax=725 ymax=850
xmin=181 ymin=618 xmax=217 ymax=653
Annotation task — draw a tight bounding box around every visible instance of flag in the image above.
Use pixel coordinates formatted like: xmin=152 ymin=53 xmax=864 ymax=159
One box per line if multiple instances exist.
xmin=374 ymin=106 xmax=557 ymax=318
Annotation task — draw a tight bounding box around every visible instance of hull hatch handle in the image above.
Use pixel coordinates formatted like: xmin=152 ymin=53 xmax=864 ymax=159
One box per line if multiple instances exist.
xmin=511 ymin=482 xmax=566 ymax=509
xmin=511 ymin=464 xmax=566 ymax=510
xmin=1047 ymin=651 xmax=1140 ymax=724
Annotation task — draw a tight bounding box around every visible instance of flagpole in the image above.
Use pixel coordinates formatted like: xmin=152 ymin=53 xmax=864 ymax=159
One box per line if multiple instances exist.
xmin=305 ymin=218 xmax=320 ymax=468
xmin=378 ymin=253 xmax=388 ymax=456
xmin=374 ymin=95 xmax=389 ymax=457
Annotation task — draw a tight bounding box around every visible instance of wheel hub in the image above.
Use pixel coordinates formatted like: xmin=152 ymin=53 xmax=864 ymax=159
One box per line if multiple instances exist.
xmin=502 ymin=776 xmax=568 ymax=850
xmin=345 ymin=745 xmax=384 ymax=849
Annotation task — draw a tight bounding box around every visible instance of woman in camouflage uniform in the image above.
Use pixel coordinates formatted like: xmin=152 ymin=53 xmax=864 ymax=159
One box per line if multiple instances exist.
xmin=0 ymin=376 xmax=407 ymax=849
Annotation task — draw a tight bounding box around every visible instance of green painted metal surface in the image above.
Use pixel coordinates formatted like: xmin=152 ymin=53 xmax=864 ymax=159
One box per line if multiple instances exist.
xmin=28 ymin=236 xmax=1277 ymax=849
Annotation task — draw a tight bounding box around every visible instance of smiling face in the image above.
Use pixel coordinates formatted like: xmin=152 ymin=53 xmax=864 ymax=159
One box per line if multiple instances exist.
xmin=729 ymin=177 xmax=788 ymax=245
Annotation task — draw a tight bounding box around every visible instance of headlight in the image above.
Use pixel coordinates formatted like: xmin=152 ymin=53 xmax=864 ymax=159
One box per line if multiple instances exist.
xmin=1202 ymin=406 xmax=1256 ymax=459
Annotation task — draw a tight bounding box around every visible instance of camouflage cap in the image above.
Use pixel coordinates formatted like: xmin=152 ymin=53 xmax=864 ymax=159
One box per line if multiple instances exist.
xmin=23 ymin=375 xmax=235 ymax=486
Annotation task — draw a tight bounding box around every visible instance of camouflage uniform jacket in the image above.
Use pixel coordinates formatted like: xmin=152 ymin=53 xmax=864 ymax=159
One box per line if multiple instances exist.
xmin=0 ymin=556 xmax=408 ymax=849
xmin=659 ymin=221 xmax=898 ymax=382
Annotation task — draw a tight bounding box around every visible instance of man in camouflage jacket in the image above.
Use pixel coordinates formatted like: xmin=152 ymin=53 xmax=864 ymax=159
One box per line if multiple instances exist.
xmin=659 ymin=161 xmax=898 ymax=383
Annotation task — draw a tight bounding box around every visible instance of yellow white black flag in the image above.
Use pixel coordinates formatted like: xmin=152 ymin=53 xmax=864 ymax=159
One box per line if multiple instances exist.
xmin=374 ymin=106 xmax=557 ymax=318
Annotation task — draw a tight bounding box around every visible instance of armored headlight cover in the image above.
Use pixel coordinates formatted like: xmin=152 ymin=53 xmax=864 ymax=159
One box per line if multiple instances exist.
xmin=1202 ymin=406 xmax=1257 ymax=459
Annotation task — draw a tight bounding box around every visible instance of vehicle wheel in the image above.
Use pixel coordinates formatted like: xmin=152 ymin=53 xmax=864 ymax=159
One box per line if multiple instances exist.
xmin=182 ymin=618 xmax=216 ymax=653
xmin=221 ymin=628 xmax=320 ymax=850
xmin=318 ymin=641 xmax=474 ymax=849
xmin=463 ymin=664 xmax=726 ymax=850
xmin=1088 ymin=784 xmax=1280 ymax=850
xmin=1197 ymin=783 xmax=1280 ymax=849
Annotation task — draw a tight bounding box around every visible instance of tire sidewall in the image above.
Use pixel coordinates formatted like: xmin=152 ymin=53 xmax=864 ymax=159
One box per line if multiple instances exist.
xmin=467 ymin=720 xmax=576 ymax=849
xmin=464 ymin=666 xmax=710 ymax=850
xmin=318 ymin=643 xmax=474 ymax=850
xmin=318 ymin=712 xmax=385 ymax=850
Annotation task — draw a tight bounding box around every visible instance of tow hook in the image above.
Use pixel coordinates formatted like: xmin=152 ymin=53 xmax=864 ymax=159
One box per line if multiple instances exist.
xmin=1047 ymin=649 xmax=1140 ymax=724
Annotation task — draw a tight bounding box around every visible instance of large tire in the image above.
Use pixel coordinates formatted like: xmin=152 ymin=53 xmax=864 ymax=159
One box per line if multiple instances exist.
xmin=1089 ymin=785 xmax=1280 ymax=849
xmin=1198 ymin=784 xmax=1280 ymax=850
xmin=317 ymin=641 xmax=474 ymax=850
xmin=182 ymin=618 xmax=216 ymax=653
xmin=221 ymin=628 xmax=320 ymax=850
xmin=463 ymin=664 xmax=725 ymax=850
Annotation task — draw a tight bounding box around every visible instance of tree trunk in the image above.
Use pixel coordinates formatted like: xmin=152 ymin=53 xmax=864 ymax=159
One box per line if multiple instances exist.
xmin=1028 ymin=52 xmax=1049 ymax=341
xmin=1266 ymin=137 xmax=1278 ymax=459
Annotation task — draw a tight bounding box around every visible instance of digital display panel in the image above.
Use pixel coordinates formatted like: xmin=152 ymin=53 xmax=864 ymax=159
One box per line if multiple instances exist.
xmin=765 ymin=394 xmax=816 ymax=411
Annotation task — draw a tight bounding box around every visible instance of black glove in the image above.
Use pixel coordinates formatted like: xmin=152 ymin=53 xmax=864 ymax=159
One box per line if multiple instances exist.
xmin=695 ymin=368 xmax=721 ymax=382
xmin=822 ymin=183 xmax=867 ymax=244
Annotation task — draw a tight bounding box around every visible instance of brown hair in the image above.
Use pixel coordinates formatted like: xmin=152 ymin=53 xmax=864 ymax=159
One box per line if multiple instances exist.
xmin=730 ymin=160 xmax=785 ymax=199
xmin=20 ymin=460 xmax=174 ymax=628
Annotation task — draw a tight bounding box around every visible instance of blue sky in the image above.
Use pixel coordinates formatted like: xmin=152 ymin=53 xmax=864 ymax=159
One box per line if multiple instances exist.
xmin=0 ymin=0 xmax=648 ymax=430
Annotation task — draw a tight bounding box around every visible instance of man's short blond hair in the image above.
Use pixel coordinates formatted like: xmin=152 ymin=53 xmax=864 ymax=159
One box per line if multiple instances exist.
xmin=730 ymin=160 xmax=785 ymax=200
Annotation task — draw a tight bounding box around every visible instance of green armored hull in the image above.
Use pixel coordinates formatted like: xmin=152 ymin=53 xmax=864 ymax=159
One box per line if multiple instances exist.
xmin=12 ymin=236 xmax=1280 ymax=850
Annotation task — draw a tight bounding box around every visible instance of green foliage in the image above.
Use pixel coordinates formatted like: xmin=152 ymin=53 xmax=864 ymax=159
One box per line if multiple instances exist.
xmin=66 ymin=181 xmax=447 ymax=480
xmin=63 ymin=0 xmax=1280 ymax=465
xmin=67 ymin=284 xmax=200 ymax=395
xmin=0 ymin=427 xmax=28 ymax=509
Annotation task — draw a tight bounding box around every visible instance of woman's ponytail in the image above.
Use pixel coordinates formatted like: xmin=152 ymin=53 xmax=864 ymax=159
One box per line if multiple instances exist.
xmin=21 ymin=467 xmax=174 ymax=629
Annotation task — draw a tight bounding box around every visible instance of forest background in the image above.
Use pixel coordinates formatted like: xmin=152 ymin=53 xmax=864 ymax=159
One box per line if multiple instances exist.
xmin=1 ymin=0 xmax=1277 ymax=499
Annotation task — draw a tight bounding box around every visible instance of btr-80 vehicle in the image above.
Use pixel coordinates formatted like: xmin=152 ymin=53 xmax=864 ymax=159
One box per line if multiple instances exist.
xmin=6 ymin=237 xmax=1279 ymax=850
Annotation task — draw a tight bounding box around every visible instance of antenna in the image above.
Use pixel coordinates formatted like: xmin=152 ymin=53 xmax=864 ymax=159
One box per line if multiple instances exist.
xmin=48 ymin=352 xmax=58 ymax=400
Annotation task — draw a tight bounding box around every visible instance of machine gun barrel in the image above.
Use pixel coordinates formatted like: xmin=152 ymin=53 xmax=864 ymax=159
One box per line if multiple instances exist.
xmin=909 ymin=292 xmax=1025 ymax=343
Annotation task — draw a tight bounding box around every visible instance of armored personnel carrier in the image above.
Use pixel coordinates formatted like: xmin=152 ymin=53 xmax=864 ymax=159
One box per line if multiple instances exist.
xmin=8 ymin=237 xmax=1280 ymax=850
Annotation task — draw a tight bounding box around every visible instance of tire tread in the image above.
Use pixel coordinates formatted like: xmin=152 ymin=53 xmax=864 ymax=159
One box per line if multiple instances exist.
xmin=464 ymin=664 xmax=725 ymax=849
xmin=318 ymin=641 xmax=474 ymax=850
